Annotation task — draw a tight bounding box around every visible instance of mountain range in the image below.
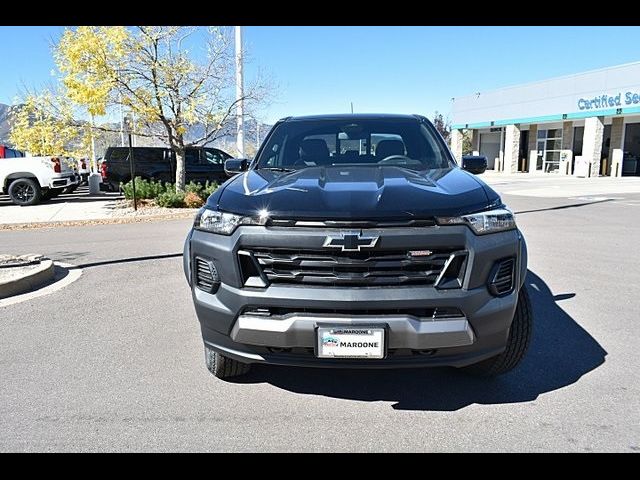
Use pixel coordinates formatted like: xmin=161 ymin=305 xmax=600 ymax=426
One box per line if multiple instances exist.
xmin=0 ymin=102 xmax=271 ymax=157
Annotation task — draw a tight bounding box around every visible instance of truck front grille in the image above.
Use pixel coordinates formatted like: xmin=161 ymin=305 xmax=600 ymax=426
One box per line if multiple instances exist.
xmin=240 ymin=248 xmax=466 ymax=287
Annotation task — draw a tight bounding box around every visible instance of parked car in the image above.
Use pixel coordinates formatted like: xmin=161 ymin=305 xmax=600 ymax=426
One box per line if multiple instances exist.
xmin=76 ymin=158 xmax=90 ymax=185
xmin=0 ymin=156 xmax=79 ymax=205
xmin=100 ymin=146 xmax=232 ymax=191
xmin=0 ymin=145 xmax=25 ymax=159
xmin=183 ymin=113 xmax=530 ymax=380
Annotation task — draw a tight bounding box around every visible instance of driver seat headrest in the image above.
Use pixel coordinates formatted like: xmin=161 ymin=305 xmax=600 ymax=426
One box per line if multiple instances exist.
xmin=300 ymin=139 xmax=330 ymax=158
xmin=375 ymin=139 xmax=405 ymax=159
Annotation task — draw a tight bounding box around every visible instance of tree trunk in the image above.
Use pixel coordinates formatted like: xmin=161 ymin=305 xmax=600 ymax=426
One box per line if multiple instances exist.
xmin=175 ymin=147 xmax=186 ymax=192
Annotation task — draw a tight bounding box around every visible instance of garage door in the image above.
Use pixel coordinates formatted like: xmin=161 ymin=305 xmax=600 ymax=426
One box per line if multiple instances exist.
xmin=480 ymin=133 xmax=501 ymax=170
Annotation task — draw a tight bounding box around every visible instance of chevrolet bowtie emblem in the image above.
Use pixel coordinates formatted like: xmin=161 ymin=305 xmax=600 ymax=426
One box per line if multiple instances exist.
xmin=323 ymin=231 xmax=379 ymax=252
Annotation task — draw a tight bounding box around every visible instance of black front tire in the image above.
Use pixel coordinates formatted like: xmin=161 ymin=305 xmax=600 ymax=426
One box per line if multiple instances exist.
xmin=462 ymin=286 xmax=532 ymax=377
xmin=8 ymin=178 xmax=42 ymax=206
xmin=204 ymin=345 xmax=251 ymax=379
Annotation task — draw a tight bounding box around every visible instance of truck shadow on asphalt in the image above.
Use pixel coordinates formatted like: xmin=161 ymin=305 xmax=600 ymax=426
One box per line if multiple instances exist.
xmin=236 ymin=270 xmax=607 ymax=411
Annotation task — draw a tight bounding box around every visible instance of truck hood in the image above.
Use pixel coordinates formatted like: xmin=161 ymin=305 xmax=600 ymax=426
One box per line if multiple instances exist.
xmin=214 ymin=166 xmax=495 ymax=220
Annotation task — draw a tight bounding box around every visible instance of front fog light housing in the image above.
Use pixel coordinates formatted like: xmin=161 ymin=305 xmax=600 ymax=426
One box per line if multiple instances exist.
xmin=437 ymin=208 xmax=516 ymax=235
xmin=195 ymin=208 xmax=267 ymax=235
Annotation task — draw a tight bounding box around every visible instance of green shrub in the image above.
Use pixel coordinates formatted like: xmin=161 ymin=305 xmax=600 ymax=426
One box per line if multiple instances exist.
xmin=185 ymin=181 xmax=204 ymax=197
xmin=156 ymin=190 xmax=186 ymax=208
xmin=121 ymin=178 xmax=136 ymax=199
xmin=121 ymin=178 xmax=170 ymax=200
xmin=201 ymin=180 xmax=219 ymax=200
xmin=121 ymin=178 xmax=219 ymax=207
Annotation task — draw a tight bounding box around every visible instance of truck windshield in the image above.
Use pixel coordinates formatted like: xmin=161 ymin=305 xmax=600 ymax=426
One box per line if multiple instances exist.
xmin=255 ymin=118 xmax=453 ymax=171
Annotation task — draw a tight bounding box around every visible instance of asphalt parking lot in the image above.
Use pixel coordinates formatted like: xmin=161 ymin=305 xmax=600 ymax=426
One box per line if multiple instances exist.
xmin=0 ymin=178 xmax=639 ymax=452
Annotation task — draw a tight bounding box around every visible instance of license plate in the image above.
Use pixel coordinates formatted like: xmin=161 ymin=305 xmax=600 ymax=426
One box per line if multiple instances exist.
xmin=317 ymin=326 xmax=385 ymax=359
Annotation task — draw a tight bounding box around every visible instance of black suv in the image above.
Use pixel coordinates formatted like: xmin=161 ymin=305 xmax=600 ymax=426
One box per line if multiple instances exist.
xmin=101 ymin=146 xmax=232 ymax=191
xmin=183 ymin=114 xmax=530 ymax=379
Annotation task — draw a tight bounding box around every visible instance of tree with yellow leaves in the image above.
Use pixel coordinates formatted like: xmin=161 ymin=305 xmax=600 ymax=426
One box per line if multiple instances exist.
xmin=10 ymin=91 xmax=112 ymax=166
xmin=53 ymin=26 xmax=270 ymax=191
xmin=55 ymin=26 xmax=128 ymax=171
xmin=9 ymin=92 xmax=78 ymax=158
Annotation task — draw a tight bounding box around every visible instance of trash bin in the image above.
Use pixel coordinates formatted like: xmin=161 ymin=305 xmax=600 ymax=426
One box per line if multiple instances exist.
xmin=88 ymin=173 xmax=102 ymax=195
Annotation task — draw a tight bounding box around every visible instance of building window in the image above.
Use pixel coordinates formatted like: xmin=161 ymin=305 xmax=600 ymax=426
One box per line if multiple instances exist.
xmin=536 ymin=128 xmax=563 ymax=172
xmin=622 ymin=123 xmax=640 ymax=176
xmin=573 ymin=126 xmax=584 ymax=156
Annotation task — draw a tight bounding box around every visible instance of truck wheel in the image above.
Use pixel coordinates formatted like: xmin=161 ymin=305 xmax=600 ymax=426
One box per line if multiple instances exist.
xmin=204 ymin=345 xmax=251 ymax=379
xmin=462 ymin=286 xmax=532 ymax=377
xmin=8 ymin=178 xmax=42 ymax=206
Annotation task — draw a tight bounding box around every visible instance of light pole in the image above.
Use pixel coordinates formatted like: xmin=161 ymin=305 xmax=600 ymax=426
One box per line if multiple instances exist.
xmin=124 ymin=114 xmax=137 ymax=211
xmin=118 ymin=69 xmax=125 ymax=147
xmin=119 ymin=101 xmax=125 ymax=147
xmin=90 ymin=113 xmax=97 ymax=172
xmin=235 ymin=26 xmax=245 ymax=158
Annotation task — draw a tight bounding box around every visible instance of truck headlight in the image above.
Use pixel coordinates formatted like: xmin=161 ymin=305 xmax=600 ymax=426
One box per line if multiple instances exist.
xmin=436 ymin=208 xmax=516 ymax=235
xmin=195 ymin=208 xmax=267 ymax=235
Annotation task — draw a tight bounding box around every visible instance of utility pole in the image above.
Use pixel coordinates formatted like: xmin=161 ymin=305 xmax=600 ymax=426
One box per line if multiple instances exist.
xmin=119 ymin=101 xmax=125 ymax=147
xmin=235 ymin=25 xmax=245 ymax=158
xmin=125 ymin=115 xmax=137 ymax=211
xmin=350 ymin=102 xmax=354 ymax=114
xmin=256 ymin=121 xmax=261 ymax=150
xmin=90 ymin=113 xmax=97 ymax=172
xmin=118 ymin=69 xmax=125 ymax=147
xmin=131 ymin=111 xmax=137 ymax=147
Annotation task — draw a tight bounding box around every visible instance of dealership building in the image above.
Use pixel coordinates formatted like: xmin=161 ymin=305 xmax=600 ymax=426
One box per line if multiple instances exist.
xmin=449 ymin=61 xmax=640 ymax=177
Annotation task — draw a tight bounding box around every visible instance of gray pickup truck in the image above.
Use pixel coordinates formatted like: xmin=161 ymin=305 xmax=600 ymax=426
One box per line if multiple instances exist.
xmin=183 ymin=114 xmax=531 ymax=379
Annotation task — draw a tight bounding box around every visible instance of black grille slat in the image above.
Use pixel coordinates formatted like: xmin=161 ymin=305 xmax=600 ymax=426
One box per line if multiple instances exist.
xmin=243 ymin=248 xmax=462 ymax=287
xmin=490 ymin=258 xmax=515 ymax=295
xmin=195 ymin=258 xmax=217 ymax=292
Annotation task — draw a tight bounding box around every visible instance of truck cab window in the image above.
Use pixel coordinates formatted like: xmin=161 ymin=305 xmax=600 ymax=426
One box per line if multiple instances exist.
xmin=204 ymin=149 xmax=224 ymax=165
xmin=186 ymin=149 xmax=201 ymax=165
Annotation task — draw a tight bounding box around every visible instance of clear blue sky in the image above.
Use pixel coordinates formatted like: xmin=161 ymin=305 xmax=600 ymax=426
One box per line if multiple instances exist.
xmin=2 ymin=26 xmax=640 ymax=124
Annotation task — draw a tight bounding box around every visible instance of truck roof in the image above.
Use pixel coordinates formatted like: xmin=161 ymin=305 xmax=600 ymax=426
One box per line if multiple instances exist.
xmin=281 ymin=113 xmax=423 ymax=122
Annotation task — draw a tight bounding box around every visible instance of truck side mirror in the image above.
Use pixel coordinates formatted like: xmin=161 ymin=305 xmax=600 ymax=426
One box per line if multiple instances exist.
xmin=462 ymin=155 xmax=488 ymax=175
xmin=224 ymin=158 xmax=248 ymax=176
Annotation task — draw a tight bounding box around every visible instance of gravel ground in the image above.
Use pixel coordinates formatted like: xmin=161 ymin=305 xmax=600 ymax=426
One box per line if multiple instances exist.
xmin=108 ymin=199 xmax=199 ymax=218
xmin=0 ymin=201 xmax=199 ymax=231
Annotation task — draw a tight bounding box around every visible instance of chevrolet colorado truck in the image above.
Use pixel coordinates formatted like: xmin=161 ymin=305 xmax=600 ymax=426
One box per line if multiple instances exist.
xmin=183 ymin=114 xmax=531 ymax=379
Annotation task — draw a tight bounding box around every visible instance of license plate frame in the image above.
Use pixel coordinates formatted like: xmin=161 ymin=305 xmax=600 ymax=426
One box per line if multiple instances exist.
xmin=315 ymin=324 xmax=387 ymax=359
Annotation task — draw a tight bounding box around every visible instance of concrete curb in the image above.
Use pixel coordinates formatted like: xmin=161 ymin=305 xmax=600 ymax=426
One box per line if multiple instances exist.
xmin=0 ymin=259 xmax=55 ymax=299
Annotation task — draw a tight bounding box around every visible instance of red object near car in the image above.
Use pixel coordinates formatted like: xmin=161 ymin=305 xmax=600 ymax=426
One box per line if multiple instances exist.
xmin=0 ymin=145 xmax=25 ymax=158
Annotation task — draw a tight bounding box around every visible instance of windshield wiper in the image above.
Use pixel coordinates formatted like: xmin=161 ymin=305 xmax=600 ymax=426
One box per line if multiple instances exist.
xmin=258 ymin=167 xmax=297 ymax=172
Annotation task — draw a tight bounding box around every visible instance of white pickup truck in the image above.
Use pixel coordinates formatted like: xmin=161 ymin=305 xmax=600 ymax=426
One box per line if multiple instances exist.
xmin=0 ymin=156 xmax=79 ymax=206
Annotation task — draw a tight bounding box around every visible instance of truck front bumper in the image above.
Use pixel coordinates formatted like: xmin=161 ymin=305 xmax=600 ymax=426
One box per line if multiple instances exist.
xmin=184 ymin=224 xmax=527 ymax=369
